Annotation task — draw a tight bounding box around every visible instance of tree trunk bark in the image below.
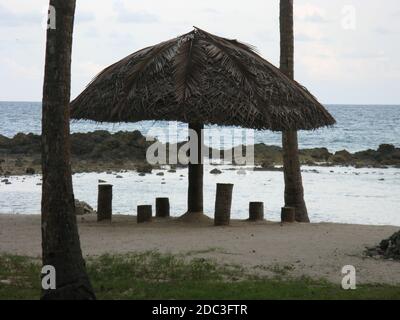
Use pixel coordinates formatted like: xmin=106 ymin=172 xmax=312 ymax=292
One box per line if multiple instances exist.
xmin=280 ymin=0 xmax=310 ymax=223
xmin=41 ymin=0 xmax=96 ymax=300
xmin=187 ymin=123 xmax=204 ymax=213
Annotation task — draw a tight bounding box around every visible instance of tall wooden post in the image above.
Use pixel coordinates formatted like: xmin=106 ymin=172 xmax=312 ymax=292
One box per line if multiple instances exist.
xmin=156 ymin=197 xmax=170 ymax=218
xmin=214 ymin=183 xmax=233 ymax=226
xmin=188 ymin=123 xmax=204 ymax=213
xmin=97 ymin=184 xmax=112 ymax=221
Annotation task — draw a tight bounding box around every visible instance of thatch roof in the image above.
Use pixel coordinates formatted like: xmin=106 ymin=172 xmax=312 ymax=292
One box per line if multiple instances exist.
xmin=70 ymin=27 xmax=335 ymax=131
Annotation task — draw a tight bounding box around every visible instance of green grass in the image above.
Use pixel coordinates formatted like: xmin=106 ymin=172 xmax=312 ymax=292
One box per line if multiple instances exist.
xmin=0 ymin=252 xmax=399 ymax=300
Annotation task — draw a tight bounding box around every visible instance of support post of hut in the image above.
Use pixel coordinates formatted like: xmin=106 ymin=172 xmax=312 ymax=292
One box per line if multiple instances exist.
xmin=281 ymin=206 xmax=295 ymax=223
xmin=156 ymin=197 xmax=170 ymax=218
xmin=214 ymin=183 xmax=233 ymax=226
xmin=188 ymin=123 xmax=204 ymax=213
xmin=249 ymin=202 xmax=264 ymax=221
xmin=97 ymin=184 xmax=112 ymax=221
xmin=137 ymin=205 xmax=152 ymax=223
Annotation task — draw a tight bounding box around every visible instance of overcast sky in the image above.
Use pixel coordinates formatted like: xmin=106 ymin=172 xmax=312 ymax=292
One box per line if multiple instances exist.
xmin=0 ymin=0 xmax=399 ymax=104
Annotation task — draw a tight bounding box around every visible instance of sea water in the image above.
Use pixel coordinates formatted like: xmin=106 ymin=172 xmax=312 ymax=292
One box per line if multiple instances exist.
xmin=0 ymin=102 xmax=399 ymax=225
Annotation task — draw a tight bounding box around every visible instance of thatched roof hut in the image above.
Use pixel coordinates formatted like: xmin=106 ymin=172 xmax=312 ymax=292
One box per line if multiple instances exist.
xmin=70 ymin=27 xmax=335 ymax=131
xmin=70 ymin=27 xmax=335 ymax=218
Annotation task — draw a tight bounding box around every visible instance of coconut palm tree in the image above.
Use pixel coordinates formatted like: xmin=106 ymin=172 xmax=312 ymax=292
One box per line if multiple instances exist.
xmin=280 ymin=0 xmax=310 ymax=222
xmin=41 ymin=0 xmax=95 ymax=299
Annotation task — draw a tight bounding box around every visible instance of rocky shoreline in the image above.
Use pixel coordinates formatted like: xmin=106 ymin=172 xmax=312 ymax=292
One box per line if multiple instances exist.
xmin=0 ymin=130 xmax=399 ymax=176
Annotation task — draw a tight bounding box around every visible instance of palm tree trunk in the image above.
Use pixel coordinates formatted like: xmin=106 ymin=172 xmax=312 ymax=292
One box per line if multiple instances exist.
xmin=41 ymin=0 xmax=96 ymax=299
xmin=280 ymin=0 xmax=310 ymax=222
xmin=187 ymin=123 xmax=204 ymax=213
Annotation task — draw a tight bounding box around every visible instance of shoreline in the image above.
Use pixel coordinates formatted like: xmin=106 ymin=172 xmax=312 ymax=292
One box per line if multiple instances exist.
xmin=1 ymin=130 xmax=400 ymax=176
xmin=0 ymin=213 xmax=399 ymax=285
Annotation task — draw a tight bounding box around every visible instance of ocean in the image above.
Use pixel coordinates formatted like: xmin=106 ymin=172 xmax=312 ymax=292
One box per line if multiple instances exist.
xmin=1 ymin=102 xmax=400 ymax=152
xmin=0 ymin=102 xmax=400 ymax=225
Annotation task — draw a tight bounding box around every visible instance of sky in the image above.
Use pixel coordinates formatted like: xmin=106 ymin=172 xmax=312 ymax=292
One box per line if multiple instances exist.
xmin=0 ymin=0 xmax=399 ymax=104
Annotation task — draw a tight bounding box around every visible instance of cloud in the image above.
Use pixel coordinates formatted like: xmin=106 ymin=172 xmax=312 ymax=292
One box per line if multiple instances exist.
xmin=373 ymin=27 xmax=399 ymax=36
xmin=75 ymin=11 xmax=96 ymax=24
xmin=0 ymin=4 xmax=41 ymax=27
xmin=295 ymin=4 xmax=329 ymax=24
xmin=113 ymin=1 xmax=159 ymax=24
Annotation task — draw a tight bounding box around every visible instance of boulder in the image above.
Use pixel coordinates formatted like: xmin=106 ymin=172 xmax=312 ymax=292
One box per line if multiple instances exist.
xmin=332 ymin=150 xmax=353 ymax=164
xmin=366 ymin=231 xmax=400 ymax=260
xmin=25 ymin=167 xmax=35 ymax=175
xmin=75 ymin=200 xmax=95 ymax=215
xmin=378 ymin=144 xmax=395 ymax=155
xmin=210 ymin=168 xmax=222 ymax=175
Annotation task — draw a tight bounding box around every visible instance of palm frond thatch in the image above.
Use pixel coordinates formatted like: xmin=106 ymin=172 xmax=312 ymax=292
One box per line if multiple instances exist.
xmin=70 ymin=27 xmax=335 ymax=131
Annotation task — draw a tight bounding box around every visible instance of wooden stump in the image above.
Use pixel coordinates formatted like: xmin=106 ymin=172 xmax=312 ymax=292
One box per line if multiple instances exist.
xmin=137 ymin=205 xmax=152 ymax=223
xmin=156 ymin=197 xmax=170 ymax=218
xmin=249 ymin=202 xmax=264 ymax=221
xmin=214 ymin=183 xmax=233 ymax=226
xmin=97 ymin=184 xmax=112 ymax=221
xmin=281 ymin=206 xmax=295 ymax=223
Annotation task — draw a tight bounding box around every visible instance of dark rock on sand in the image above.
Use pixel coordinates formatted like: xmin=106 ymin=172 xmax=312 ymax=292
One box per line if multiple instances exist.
xmin=75 ymin=200 xmax=95 ymax=215
xmin=366 ymin=231 xmax=400 ymax=260
xmin=210 ymin=168 xmax=222 ymax=174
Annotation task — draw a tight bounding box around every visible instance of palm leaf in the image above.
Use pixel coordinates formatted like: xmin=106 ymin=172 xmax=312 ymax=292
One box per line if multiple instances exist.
xmin=173 ymin=35 xmax=206 ymax=104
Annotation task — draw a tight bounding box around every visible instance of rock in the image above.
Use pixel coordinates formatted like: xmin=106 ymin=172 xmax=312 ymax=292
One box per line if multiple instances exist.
xmin=366 ymin=231 xmax=400 ymax=260
xmin=116 ymin=175 xmax=123 ymax=178
xmin=138 ymin=173 xmax=146 ymax=177
xmin=156 ymin=172 xmax=165 ymax=176
xmin=1 ymin=179 xmax=9 ymax=183
xmin=75 ymin=200 xmax=95 ymax=215
xmin=302 ymin=147 xmax=331 ymax=161
xmin=137 ymin=164 xmax=153 ymax=174
xmin=332 ymin=150 xmax=353 ymax=164
xmin=378 ymin=144 xmax=396 ymax=155
xmin=210 ymin=168 xmax=222 ymax=175
xmin=25 ymin=167 xmax=35 ymax=175
xmin=167 ymin=169 xmax=177 ymax=173
xmin=98 ymin=179 xmax=107 ymax=183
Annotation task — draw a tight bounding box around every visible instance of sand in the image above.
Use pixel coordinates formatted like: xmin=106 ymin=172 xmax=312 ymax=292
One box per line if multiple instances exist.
xmin=0 ymin=214 xmax=399 ymax=285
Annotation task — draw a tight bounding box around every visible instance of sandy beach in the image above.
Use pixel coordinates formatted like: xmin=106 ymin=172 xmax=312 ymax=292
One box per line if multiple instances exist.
xmin=1 ymin=214 xmax=398 ymax=285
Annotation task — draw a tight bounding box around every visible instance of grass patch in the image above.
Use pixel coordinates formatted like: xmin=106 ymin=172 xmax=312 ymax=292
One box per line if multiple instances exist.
xmin=0 ymin=252 xmax=399 ymax=300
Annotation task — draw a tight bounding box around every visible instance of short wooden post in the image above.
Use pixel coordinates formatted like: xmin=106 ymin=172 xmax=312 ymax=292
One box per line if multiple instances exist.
xmin=156 ymin=197 xmax=170 ymax=218
xmin=97 ymin=184 xmax=112 ymax=221
xmin=281 ymin=206 xmax=295 ymax=223
xmin=249 ymin=202 xmax=264 ymax=221
xmin=137 ymin=205 xmax=152 ymax=223
xmin=214 ymin=183 xmax=233 ymax=226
